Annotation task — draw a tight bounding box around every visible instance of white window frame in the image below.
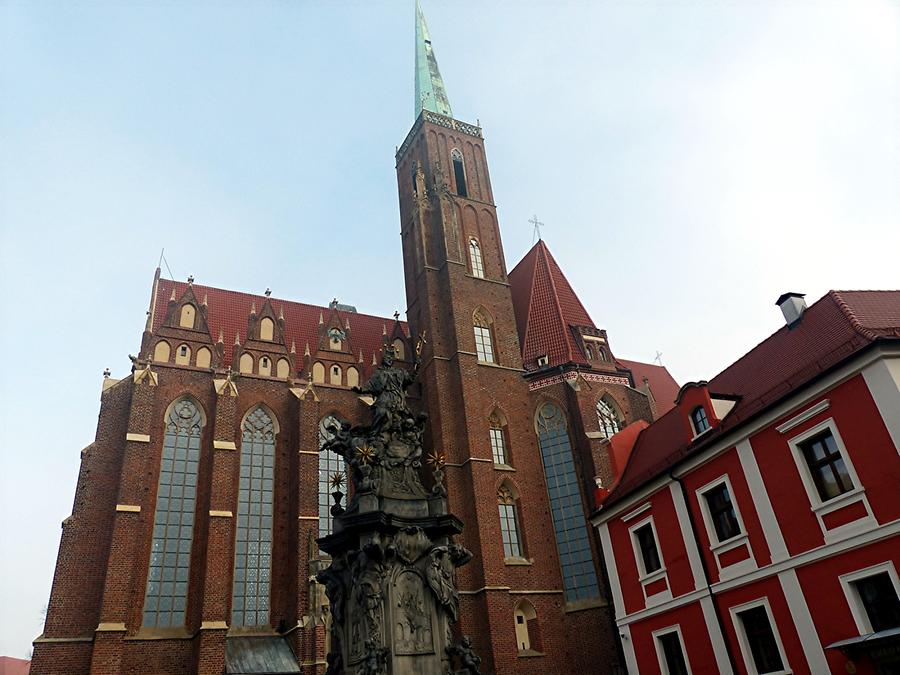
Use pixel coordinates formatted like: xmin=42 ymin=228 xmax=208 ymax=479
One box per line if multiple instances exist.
xmin=628 ymin=515 xmax=671 ymax=606
xmin=838 ymin=561 xmax=900 ymax=635
xmin=786 ymin=417 xmax=874 ymax=542
xmin=652 ymin=624 xmax=693 ymax=675
xmin=690 ymin=406 xmax=711 ymax=438
xmin=696 ymin=475 xmax=755 ymax=579
xmin=729 ymin=597 xmax=790 ymax=675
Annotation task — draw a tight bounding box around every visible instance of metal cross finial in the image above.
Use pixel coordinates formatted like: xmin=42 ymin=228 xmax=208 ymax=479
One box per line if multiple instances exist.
xmin=654 ymin=351 xmax=663 ymax=366
xmin=187 ymin=275 xmax=194 ymax=285
xmin=393 ymin=311 xmax=400 ymax=321
xmin=529 ymin=214 xmax=545 ymax=243
xmin=264 ymin=288 xmax=271 ymax=297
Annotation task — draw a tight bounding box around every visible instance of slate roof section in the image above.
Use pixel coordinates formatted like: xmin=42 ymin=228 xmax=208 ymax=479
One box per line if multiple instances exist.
xmin=600 ymin=290 xmax=900 ymax=510
xmin=617 ymin=358 xmax=680 ymax=415
xmin=151 ymin=277 xmax=407 ymax=370
xmin=508 ymin=240 xmax=594 ymax=368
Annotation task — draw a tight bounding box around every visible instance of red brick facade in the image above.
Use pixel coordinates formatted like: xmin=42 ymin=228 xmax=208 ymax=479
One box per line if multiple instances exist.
xmin=31 ymin=102 xmax=676 ymax=674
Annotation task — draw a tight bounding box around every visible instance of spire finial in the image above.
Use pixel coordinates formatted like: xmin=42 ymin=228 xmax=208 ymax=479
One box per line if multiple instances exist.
xmin=202 ymin=293 xmax=208 ymax=307
xmin=415 ymin=0 xmax=453 ymax=119
xmin=264 ymin=288 xmax=271 ymax=297
xmin=250 ymin=301 xmax=256 ymax=315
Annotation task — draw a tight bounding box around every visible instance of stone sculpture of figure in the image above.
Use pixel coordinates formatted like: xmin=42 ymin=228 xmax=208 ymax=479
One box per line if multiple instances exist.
xmin=320 ymin=418 xmax=353 ymax=462
xmin=359 ymin=638 xmax=389 ymax=675
xmin=425 ymin=547 xmax=458 ymax=623
xmin=447 ymin=636 xmax=481 ymax=675
xmin=352 ymin=345 xmax=419 ymax=435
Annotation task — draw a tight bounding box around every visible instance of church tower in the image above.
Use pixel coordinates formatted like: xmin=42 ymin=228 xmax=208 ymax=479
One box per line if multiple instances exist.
xmin=395 ymin=4 xmax=620 ymax=672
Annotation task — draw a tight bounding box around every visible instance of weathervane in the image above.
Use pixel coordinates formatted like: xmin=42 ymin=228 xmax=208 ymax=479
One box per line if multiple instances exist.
xmin=529 ymin=214 xmax=545 ymax=243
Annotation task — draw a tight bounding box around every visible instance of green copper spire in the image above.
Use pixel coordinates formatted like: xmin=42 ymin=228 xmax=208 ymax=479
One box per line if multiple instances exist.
xmin=415 ymin=0 xmax=453 ymax=119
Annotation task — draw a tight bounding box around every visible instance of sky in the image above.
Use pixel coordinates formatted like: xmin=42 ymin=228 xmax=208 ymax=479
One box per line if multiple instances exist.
xmin=1 ymin=0 xmax=898 ymax=659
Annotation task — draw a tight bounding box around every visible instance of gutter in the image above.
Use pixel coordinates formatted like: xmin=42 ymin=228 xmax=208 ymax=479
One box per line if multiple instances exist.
xmin=669 ymin=471 xmax=740 ymax=675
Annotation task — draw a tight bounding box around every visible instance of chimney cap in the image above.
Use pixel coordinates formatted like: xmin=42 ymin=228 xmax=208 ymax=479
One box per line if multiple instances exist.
xmin=775 ymin=291 xmax=806 ymax=306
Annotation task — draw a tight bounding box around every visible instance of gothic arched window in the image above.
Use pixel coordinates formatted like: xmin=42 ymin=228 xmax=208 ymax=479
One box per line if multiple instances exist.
xmin=142 ymin=398 xmax=203 ymax=628
xmin=489 ymin=410 xmax=509 ymax=466
xmin=514 ymin=599 xmax=541 ymax=653
xmin=497 ymin=484 xmax=523 ymax=559
xmin=451 ymin=148 xmax=468 ymax=198
xmin=318 ymin=415 xmax=346 ymax=539
xmin=469 ymin=238 xmax=484 ymax=278
xmin=232 ymin=407 xmax=276 ymax=627
xmin=596 ymin=398 xmax=623 ymax=439
xmin=473 ymin=308 xmax=496 ymax=364
xmin=535 ymin=402 xmax=599 ymax=602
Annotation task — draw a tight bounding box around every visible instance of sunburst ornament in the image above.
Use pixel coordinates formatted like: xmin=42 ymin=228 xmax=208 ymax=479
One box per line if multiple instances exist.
xmin=330 ymin=472 xmax=345 ymax=490
xmin=355 ymin=444 xmax=376 ymax=465
xmin=426 ymin=450 xmax=445 ymax=469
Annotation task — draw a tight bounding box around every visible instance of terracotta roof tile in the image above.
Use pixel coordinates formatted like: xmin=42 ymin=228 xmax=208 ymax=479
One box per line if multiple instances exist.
xmin=151 ymin=278 xmax=405 ymax=371
xmin=616 ymin=358 xmax=680 ymax=415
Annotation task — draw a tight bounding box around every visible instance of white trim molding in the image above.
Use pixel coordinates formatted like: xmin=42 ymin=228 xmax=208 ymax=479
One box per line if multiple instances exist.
xmin=126 ymin=433 xmax=151 ymax=443
xmin=628 ymin=515 xmax=672 ymax=606
xmin=597 ymin=522 xmax=626 ymax=620
xmin=775 ymin=399 xmax=830 ymax=434
xmin=786 ymin=417 xmax=875 ymax=543
xmin=778 ymin=569 xmax=830 ymax=673
xmin=695 ymin=474 xmax=756 ymax=580
xmin=736 ymin=439 xmax=788 ymax=563
xmin=862 ymin=358 xmax=900 ymax=456
xmin=728 ymin=597 xmax=790 ymax=675
xmin=651 ymin=624 xmax=693 ymax=675
xmin=838 ymin=560 xmax=900 ymax=635
xmin=669 ymin=482 xmax=706 ymax=590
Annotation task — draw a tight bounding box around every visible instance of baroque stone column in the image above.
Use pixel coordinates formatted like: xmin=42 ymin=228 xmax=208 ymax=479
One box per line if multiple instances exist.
xmin=316 ymin=344 xmax=479 ymax=675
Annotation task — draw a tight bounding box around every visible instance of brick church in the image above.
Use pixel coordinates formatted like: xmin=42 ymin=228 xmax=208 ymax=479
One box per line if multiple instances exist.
xmin=32 ymin=4 xmax=678 ymax=673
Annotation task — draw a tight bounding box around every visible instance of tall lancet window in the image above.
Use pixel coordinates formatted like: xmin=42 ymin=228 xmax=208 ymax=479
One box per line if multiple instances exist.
xmin=451 ymin=148 xmax=468 ymax=198
xmin=473 ymin=308 xmax=496 ymax=364
xmin=232 ymin=406 xmax=276 ymax=627
xmin=319 ymin=415 xmax=346 ymax=540
xmin=535 ymin=402 xmax=600 ymax=602
xmin=596 ymin=398 xmax=623 ymax=439
xmin=469 ymin=238 xmax=485 ymax=278
xmin=143 ymin=398 xmax=203 ymax=628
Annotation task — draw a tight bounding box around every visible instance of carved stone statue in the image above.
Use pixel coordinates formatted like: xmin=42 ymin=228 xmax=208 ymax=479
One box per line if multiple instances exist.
xmin=446 ymin=636 xmax=481 ymax=675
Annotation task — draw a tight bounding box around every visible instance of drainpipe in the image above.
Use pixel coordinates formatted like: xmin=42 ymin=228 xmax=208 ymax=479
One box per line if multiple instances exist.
xmin=669 ymin=471 xmax=740 ymax=675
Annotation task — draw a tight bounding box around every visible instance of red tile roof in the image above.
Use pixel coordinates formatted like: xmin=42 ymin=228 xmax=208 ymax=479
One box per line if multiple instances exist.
xmin=151 ymin=277 xmax=406 ymax=371
xmin=616 ymin=358 xmax=680 ymax=415
xmin=508 ymin=240 xmax=595 ymax=368
xmin=600 ymin=290 xmax=900 ymax=510
xmin=0 ymin=657 xmax=30 ymax=675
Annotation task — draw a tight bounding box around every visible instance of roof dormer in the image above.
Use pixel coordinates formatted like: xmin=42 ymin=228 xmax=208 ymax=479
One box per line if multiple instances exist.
xmin=675 ymin=381 xmax=740 ymax=440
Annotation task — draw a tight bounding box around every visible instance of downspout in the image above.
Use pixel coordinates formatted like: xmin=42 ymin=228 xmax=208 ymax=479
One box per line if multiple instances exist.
xmin=669 ymin=471 xmax=740 ymax=675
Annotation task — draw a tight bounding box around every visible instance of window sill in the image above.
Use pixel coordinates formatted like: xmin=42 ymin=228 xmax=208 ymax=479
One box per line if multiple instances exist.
xmin=811 ymin=487 xmax=865 ymax=515
xmin=638 ymin=567 xmax=667 ymax=584
xmin=493 ymin=463 xmax=516 ymax=472
xmin=517 ymin=649 xmax=544 ymax=658
xmin=691 ymin=427 xmax=713 ymax=441
xmin=710 ymin=532 xmax=748 ymax=554
xmin=504 ymin=557 xmax=534 ymax=566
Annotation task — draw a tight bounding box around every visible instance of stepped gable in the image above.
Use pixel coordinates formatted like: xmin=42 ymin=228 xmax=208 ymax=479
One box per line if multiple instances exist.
xmin=617 ymin=358 xmax=680 ymax=415
xmin=152 ymin=278 xmax=407 ymax=369
xmin=602 ymin=290 xmax=900 ymax=508
xmin=508 ymin=240 xmax=595 ymax=368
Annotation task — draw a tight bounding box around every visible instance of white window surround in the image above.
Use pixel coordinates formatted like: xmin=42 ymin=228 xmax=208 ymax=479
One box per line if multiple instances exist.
xmin=695 ymin=475 xmax=756 ymax=579
xmin=729 ymin=597 xmax=790 ymax=675
xmin=652 ymin=624 xmax=693 ymax=675
xmin=628 ymin=516 xmax=671 ymax=605
xmin=786 ymin=417 xmax=875 ymax=542
xmin=838 ymin=561 xmax=900 ymax=635
xmin=775 ymin=399 xmax=830 ymax=434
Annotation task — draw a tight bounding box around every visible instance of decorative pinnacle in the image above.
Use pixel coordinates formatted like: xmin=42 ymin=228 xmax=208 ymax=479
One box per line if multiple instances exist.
xmin=355 ymin=444 xmax=375 ymax=465
xmin=217 ymin=329 xmax=224 ymax=343
xmin=202 ymin=293 xmax=208 ymax=307
xmin=304 ymin=342 xmax=311 ymax=357
xmin=250 ymin=301 xmax=256 ymax=315
xmin=278 ymin=305 xmax=284 ymax=321
xmin=359 ymin=350 xmax=364 ymax=363
xmin=319 ymin=311 xmax=324 ymax=325
xmin=291 ymin=340 xmax=296 ymax=354
xmin=330 ymin=472 xmax=345 ymax=490
xmin=169 ymin=287 xmax=177 ymax=302
xmin=382 ymin=323 xmax=387 ymax=336
xmin=234 ymin=333 xmax=241 ymax=346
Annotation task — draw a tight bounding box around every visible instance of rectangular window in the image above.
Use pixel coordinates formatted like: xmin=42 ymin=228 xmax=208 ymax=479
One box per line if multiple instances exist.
xmin=657 ymin=630 xmax=690 ymax=675
xmin=798 ymin=430 xmax=853 ymax=501
xmin=474 ymin=325 xmax=494 ymax=363
xmin=736 ymin=605 xmax=784 ymax=674
xmin=489 ymin=427 xmax=507 ymax=465
xmin=853 ymin=572 xmax=900 ymax=632
xmin=703 ymin=483 xmax=741 ymax=543
xmin=498 ymin=502 xmax=522 ymax=558
xmin=634 ymin=523 xmax=662 ymax=575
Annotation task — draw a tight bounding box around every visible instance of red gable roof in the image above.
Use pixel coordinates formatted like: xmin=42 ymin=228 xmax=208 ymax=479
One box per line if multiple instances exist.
xmin=601 ymin=290 xmax=900 ymax=509
xmin=0 ymin=657 xmax=30 ymax=675
xmin=508 ymin=240 xmax=595 ymax=368
xmin=616 ymin=358 xmax=680 ymax=415
xmin=150 ymin=277 xmax=406 ymax=371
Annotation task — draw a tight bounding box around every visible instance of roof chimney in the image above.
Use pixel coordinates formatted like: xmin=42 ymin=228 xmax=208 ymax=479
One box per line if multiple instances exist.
xmin=776 ymin=292 xmax=807 ymax=327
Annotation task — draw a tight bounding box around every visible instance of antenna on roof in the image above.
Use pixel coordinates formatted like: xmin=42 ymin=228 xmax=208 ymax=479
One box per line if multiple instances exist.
xmin=654 ymin=351 xmax=663 ymax=366
xmin=159 ymin=248 xmax=176 ymax=281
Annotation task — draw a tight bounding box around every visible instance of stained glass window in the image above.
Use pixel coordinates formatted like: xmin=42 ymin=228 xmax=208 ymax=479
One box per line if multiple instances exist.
xmin=142 ymin=398 xmax=202 ymax=628
xmin=498 ymin=486 xmax=522 ymax=558
xmin=318 ymin=415 xmax=345 ymax=539
xmin=535 ymin=403 xmax=599 ymax=602
xmin=232 ymin=407 xmax=275 ymax=627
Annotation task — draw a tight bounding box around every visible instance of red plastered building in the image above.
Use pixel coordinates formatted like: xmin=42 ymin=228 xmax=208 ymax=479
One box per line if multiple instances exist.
xmin=30 ymin=5 xmax=679 ymax=674
xmin=592 ymin=291 xmax=900 ymax=674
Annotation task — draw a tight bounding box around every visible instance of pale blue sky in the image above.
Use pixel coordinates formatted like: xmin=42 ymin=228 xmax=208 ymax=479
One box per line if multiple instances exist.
xmin=1 ymin=0 xmax=898 ymax=658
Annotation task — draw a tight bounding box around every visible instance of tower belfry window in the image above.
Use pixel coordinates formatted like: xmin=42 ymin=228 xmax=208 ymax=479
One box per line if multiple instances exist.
xmin=451 ymin=149 xmax=468 ymax=198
